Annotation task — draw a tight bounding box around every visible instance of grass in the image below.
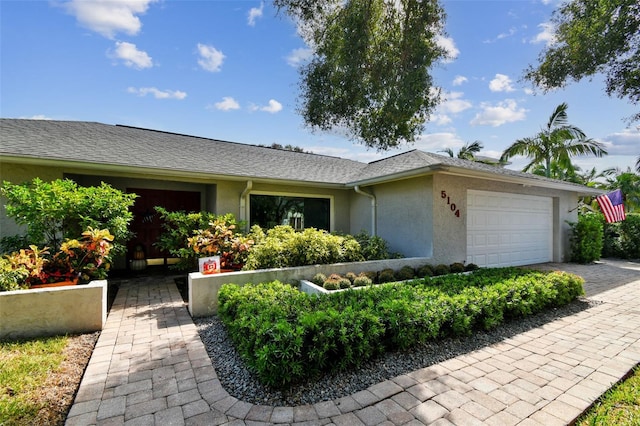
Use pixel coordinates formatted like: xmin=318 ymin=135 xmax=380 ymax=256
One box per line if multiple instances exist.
xmin=575 ymin=366 xmax=640 ymax=426
xmin=0 ymin=335 xmax=68 ymax=425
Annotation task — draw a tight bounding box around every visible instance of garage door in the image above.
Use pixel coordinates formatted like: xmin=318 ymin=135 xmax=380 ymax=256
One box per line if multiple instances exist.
xmin=467 ymin=190 xmax=552 ymax=267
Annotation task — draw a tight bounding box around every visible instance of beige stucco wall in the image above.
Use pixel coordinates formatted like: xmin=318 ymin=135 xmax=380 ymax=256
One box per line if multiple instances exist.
xmin=369 ymin=176 xmax=434 ymax=258
xmin=0 ymin=280 xmax=107 ymax=340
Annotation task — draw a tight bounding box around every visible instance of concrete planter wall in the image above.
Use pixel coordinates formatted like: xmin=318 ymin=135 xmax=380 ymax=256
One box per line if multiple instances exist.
xmin=0 ymin=280 xmax=107 ymax=340
xmin=189 ymin=257 xmax=431 ymax=317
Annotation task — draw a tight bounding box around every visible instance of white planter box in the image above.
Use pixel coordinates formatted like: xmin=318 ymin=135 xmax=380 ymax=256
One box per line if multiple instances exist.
xmin=0 ymin=280 xmax=107 ymax=340
xmin=189 ymin=257 xmax=431 ymax=317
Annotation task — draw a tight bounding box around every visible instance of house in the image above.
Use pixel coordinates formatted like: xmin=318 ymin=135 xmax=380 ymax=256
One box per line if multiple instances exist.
xmin=0 ymin=118 xmax=601 ymax=268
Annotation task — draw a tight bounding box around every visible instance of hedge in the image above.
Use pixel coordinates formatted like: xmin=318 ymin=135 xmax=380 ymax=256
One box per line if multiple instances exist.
xmin=218 ymin=268 xmax=585 ymax=388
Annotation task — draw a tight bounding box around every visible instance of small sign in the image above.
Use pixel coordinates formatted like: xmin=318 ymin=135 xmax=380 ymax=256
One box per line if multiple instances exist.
xmin=198 ymin=256 xmax=220 ymax=275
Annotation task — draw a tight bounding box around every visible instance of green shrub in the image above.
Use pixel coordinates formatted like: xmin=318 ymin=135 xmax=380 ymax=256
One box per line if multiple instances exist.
xmin=464 ymin=263 xmax=479 ymax=272
xmin=354 ymin=231 xmax=392 ymax=260
xmin=311 ymin=273 xmax=327 ymax=286
xmin=219 ymin=268 xmax=584 ymax=388
xmin=0 ymin=256 xmax=29 ymax=291
xmin=450 ymin=262 xmax=465 ymax=273
xmin=416 ymin=264 xmax=434 ymax=278
xmin=353 ymin=273 xmax=372 ymax=287
xmin=569 ymin=213 xmax=604 ymax=263
xmin=433 ymin=264 xmax=450 ymax=276
xmin=338 ymin=277 xmax=351 ymax=289
xmin=619 ymin=213 xmax=640 ymax=259
xmin=323 ymin=278 xmax=339 ymax=290
xmin=244 ymin=226 xmax=364 ymax=269
xmin=345 ymin=272 xmax=357 ymax=284
xmin=378 ymin=268 xmax=395 ymax=283
xmin=1 ymin=178 xmax=135 ymax=255
xmin=394 ymin=266 xmax=415 ymax=281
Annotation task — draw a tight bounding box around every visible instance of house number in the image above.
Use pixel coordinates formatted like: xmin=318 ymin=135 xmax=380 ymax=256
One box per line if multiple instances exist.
xmin=441 ymin=190 xmax=461 ymax=218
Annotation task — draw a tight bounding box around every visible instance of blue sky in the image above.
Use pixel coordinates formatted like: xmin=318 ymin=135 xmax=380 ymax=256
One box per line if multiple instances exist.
xmin=2 ymin=0 xmax=638 ymax=174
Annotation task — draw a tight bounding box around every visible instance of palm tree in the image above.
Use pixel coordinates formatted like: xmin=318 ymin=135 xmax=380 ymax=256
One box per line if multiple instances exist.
xmin=500 ymin=103 xmax=607 ymax=178
xmin=440 ymin=140 xmax=483 ymax=161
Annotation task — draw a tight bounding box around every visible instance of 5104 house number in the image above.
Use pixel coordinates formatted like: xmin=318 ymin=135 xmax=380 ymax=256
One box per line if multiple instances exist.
xmin=441 ymin=190 xmax=461 ymax=218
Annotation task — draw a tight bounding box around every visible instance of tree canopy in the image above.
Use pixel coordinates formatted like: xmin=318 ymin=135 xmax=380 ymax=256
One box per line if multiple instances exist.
xmin=524 ymin=0 xmax=640 ymax=122
xmin=501 ymin=103 xmax=607 ymax=178
xmin=275 ymin=0 xmax=447 ymax=150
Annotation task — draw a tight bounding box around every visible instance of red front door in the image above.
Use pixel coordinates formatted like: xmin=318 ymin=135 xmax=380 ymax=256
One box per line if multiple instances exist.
xmin=127 ymin=188 xmax=201 ymax=262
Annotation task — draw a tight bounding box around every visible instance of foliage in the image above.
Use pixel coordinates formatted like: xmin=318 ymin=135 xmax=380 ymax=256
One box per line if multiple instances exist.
xmin=416 ymin=264 xmax=434 ymax=278
xmin=275 ymin=0 xmax=447 ymax=149
xmin=0 ymin=336 xmax=68 ymax=425
xmin=188 ymin=217 xmax=253 ymax=270
xmin=524 ymin=0 xmax=640 ymax=123
xmin=378 ymin=268 xmax=395 ymax=283
xmin=244 ymin=226 xmax=364 ymax=269
xmin=433 ymin=264 xmax=450 ymax=276
xmin=219 ymin=268 xmax=584 ymax=388
xmin=449 ymin=262 xmax=465 ymax=273
xmin=395 ymin=266 xmax=415 ymax=280
xmin=500 ymin=103 xmax=607 ymax=178
xmin=569 ymin=213 xmax=604 ymax=263
xmin=605 ymin=171 xmax=640 ymax=213
xmin=0 ymin=228 xmax=114 ymax=289
xmin=353 ymin=231 xmax=393 ymax=260
xmin=311 ymin=273 xmax=327 ymax=286
xmin=353 ymin=273 xmax=372 ymax=287
xmin=439 ymin=140 xmax=483 ymax=161
xmin=1 ymin=178 xmax=135 ymax=255
xmin=464 ymin=263 xmax=479 ymax=272
xmin=604 ymin=213 xmax=640 ymax=259
xmin=575 ymin=366 xmax=640 ymax=426
xmin=154 ymin=207 xmax=220 ymax=271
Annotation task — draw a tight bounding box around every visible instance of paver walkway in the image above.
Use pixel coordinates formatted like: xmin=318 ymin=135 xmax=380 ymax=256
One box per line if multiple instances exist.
xmin=66 ymin=259 xmax=640 ymax=425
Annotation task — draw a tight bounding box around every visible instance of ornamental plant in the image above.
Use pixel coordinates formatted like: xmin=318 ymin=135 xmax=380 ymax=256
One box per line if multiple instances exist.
xmin=188 ymin=217 xmax=254 ymax=270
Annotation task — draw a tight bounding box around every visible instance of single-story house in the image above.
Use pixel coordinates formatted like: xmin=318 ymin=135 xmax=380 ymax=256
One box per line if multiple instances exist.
xmin=0 ymin=118 xmax=602 ymax=268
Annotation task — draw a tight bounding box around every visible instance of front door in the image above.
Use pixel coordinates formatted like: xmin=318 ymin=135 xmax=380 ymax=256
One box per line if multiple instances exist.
xmin=127 ymin=188 xmax=201 ymax=264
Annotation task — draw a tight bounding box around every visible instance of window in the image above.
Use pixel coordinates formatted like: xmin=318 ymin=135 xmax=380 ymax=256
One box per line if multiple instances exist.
xmin=250 ymin=194 xmax=330 ymax=230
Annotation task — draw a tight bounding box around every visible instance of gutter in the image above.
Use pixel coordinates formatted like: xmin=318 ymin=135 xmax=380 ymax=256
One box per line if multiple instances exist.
xmin=354 ymin=185 xmax=376 ymax=236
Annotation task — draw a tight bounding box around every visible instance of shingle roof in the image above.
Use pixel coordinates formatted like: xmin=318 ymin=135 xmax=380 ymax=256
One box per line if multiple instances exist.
xmin=0 ymin=119 xmax=597 ymax=193
xmin=0 ymin=119 xmax=366 ymax=185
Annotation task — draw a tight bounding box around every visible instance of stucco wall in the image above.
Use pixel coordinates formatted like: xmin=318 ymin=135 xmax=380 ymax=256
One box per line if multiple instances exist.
xmin=373 ymin=176 xmax=433 ymax=258
xmin=349 ymin=190 xmax=374 ymax=235
xmin=0 ymin=280 xmax=107 ymax=340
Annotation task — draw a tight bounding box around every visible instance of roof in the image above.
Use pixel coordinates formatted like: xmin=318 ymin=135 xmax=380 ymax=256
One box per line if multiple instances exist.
xmin=0 ymin=119 xmax=599 ymax=194
xmin=0 ymin=119 xmax=366 ymax=185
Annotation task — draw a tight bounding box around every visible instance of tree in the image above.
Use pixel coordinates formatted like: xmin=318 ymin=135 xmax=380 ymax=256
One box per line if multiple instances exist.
xmin=275 ymin=0 xmax=447 ymax=150
xmin=439 ymin=140 xmax=483 ymax=160
xmin=524 ymin=0 xmax=640 ymax=122
xmin=605 ymin=168 xmax=640 ymax=212
xmin=500 ymin=103 xmax=607 ymax=178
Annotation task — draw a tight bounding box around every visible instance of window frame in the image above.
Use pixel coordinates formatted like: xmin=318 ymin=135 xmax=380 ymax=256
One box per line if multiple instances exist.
xmin=248 ymin=190 xmax=335 ymax=232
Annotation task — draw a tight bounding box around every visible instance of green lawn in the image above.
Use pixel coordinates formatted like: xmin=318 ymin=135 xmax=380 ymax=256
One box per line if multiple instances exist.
xmin=0 ymin=336 xmax=68 ymax=425
xmin=575 ymin=366 xmax=640 ymax=426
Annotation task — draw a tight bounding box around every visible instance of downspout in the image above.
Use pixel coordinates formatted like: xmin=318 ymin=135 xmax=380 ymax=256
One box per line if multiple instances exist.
xmin=354 ymin=185 xmax=376 ymax=236
xmin=239 ymin=180 xmax=252 ymax=229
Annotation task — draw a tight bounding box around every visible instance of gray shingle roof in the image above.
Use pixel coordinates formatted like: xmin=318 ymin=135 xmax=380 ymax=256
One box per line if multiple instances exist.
xmin=0 ymin=119 xmax=597 ymax=193
xmin=0 ymin=119 xmax=366 ymax=185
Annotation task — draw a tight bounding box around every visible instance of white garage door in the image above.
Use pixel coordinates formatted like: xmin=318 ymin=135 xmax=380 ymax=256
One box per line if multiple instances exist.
xmin=467 ymin=190 xmax=552 ymax=267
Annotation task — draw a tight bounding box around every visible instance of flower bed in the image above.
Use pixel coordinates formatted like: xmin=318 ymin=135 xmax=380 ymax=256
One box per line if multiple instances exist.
xmin=218 ymin=268 xmax=585 ymax=388
xmin=0 ymin=280 xmax=107 ymax=340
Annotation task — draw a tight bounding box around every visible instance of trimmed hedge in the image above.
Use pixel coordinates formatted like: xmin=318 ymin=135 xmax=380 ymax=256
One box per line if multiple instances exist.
xmin=218 ymin=268 xmax=585 ymax=388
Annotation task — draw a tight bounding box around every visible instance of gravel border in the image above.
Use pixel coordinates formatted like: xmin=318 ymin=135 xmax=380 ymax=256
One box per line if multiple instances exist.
xmin=195 ymin=297 xmax=600 ymax=406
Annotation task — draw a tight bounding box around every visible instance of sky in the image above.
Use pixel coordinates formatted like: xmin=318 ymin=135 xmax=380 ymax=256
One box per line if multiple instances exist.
xmin=1 ymin=0 xmax=638 ymax=176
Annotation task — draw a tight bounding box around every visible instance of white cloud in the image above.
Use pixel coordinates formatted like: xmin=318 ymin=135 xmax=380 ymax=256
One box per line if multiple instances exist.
xmin=20 ymin=114 xmax=53 ymax=120
xmin=414 ymin=132 xmax=465 ymax=152
xmin=452 ymin=75 xmax=468 ymax=86
xmin=213 ymin=97 xmax=240 ymax=111
xmin=440 ymin=91 xmax=472 ymax=114
xmin=436 ymin=35 xmax=459 ymax=63
xmin=110 ymin=41 xmax=153 ymax=69
xmin=197 ymin=43 xmax=225 ymax=72
xmin=286 ymin=47 xmax=313 ymax=67
xmin=524 ymin=88 xmax=534 ymax=95
xmin=258 ymin=99 xmax=283 ymax=113
xmin=599 ymin=127 xmax=640 ymax=155
xmin=62 ymin=0 xmax=157 ymax=39
xmin=247 ymin=2 xmax=264 ymax=26
xmin=489 ymin=74 xmax=515 ymax=92
xmin=470 ymin=99 xmax=527 ymax=127
xmin=127 ymin=87 xmax=187 ymax=100
xmin=531 ymin=22 xmax=556 ymax=46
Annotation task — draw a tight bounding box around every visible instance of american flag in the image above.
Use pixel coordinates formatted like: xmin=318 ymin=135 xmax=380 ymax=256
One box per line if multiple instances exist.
xmin=596 ymin=189 xmax=626 ymax=223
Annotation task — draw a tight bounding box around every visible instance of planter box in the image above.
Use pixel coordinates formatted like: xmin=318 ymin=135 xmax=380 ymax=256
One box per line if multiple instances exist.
xmin=0 ymin=280 xmax=107 ymax=340
xmin=189 ymin=257 xmax=431 ymax=317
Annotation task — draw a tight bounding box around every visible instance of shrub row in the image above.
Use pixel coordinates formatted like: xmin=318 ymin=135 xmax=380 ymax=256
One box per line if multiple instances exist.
xmin=218 ymin=268 xmax=585 ymax=388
